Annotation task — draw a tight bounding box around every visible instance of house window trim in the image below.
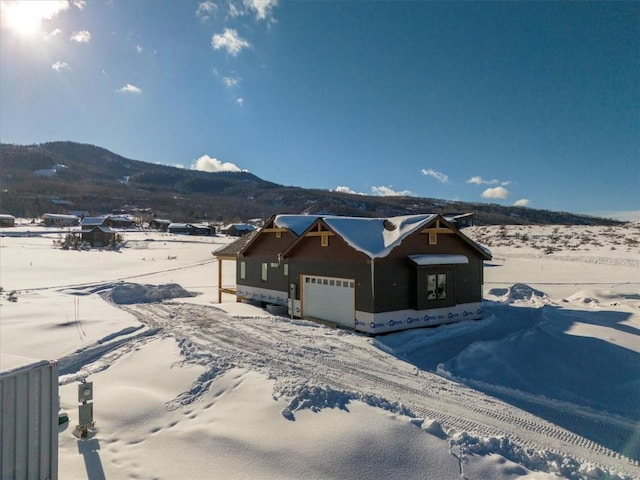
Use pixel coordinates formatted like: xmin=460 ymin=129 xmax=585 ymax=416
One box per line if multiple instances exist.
xmin=240 ymin=261 xmax=246 ymax=280
xmin=416 ymin=266 xmax=455 ymax=310
xmin=261 ymin=263 xmax=268 ymax=282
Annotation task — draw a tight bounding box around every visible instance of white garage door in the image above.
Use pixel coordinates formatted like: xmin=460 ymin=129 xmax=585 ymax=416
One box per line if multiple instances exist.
xmin=302 ymin=275 xmax=355 ymax=328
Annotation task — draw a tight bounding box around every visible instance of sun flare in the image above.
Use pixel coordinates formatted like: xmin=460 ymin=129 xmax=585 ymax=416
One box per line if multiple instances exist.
xmin=0 ymin=0 xmax=69 ymax=36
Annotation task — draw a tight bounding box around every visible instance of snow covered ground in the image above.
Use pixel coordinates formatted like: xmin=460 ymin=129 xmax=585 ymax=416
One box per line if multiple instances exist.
xmin=0 ymin=222 xmax=639 ymax=479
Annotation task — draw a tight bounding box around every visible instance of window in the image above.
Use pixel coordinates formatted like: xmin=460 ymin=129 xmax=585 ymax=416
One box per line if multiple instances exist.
xmin=284 ymin=264 xmax=288 ymax=276
xmin=427 ymin=273 xmax=446 ymax=300
xmin=240 ymin=261 xmax=246 ymax=280
xmin=276 ymin=231 xmax=281 ymax=238
xmin=429 ymin=232 xmax=438 ymax=245
xmin=261 ymin=263 xmax=268 ymax=282
xmin=321 ymin=234 xmax=329 ymax=247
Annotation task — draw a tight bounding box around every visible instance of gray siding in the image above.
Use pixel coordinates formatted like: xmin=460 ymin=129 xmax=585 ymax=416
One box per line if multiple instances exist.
xmin=0 ymin=360 xmax=59 ymax=480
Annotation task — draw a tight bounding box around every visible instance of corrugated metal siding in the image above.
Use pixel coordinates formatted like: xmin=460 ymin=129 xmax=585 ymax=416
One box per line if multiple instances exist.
xmin=1 ymin=361 xmax=58 ymax=480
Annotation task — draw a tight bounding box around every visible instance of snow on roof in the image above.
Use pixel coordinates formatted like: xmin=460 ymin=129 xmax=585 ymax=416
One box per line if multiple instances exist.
xmin=42 ymin=213 xmax=80 ymax=220
xmin=274 ymin=215 xmax=321 ymax=236
xmin=225 ymin=223 xmax=256 ymax=231
xmin=81 ymin=216 xmax=107 ymax=226
xmin=408 ymin=254 xmax=469 ymax=265
xmin=322 ymin=214 xmax=438 ymax=258
xmin=0 ymin=214 xmax=16 ymax=219
xmin=275 ymin=214 xmax=439 ymax=258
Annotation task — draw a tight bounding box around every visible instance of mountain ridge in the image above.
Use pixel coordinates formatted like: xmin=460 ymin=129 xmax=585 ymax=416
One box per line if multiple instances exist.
xmin=0 ymin=141 xmax=621 ymax=225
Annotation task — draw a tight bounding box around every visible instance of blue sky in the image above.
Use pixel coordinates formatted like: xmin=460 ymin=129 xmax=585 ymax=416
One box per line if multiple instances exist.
xmin=1 ymin=1 xmax=638 ymax=220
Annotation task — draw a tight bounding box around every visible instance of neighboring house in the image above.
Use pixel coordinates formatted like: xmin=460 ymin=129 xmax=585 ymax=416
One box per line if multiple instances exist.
xmin=149 ymin=219 xmax=172 ymax=231
xmin=0 ymin=214 xmax=16 ymax=227
xmin=106 ymin=215 xmax=136 ymax=229
xmin=80 ymin=225 xmax=118 ymax=248
xmin=168 ymin=223 xmax=215 ymax=236
xmin=81 ymin=216 xmax=108 ymax=228
xmin=446 ymin=213 xmax=474 ymax=228
xmin=41 ymin=213 xmax=80 ymax=227
xmin=222 ymin=223 xmax=257 ymax=237
xmin=78 ymin=217 xmax=120 ymax=247
xmin=81 ymin=215 xmax=136 ymax=229
xmin=225 ymin=213 xmax=491 ymax=334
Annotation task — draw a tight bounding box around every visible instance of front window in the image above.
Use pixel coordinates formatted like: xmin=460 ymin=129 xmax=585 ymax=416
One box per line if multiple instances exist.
xmin=240 ymin=261 xmax=246 ymax=280
xmin=427 ymin=273 xmax=446 ymax=300
xmin=261 ymin=263 xmax=268 ymax=282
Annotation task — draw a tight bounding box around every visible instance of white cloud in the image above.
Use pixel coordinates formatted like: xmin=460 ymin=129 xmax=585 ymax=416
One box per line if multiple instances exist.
xmin=467 ymin=176 xmax=513 ymax=187
xmin=236 ymin=97 xmax=244 ymax=107
xmin=371 ymin=185 xmax=413 ymax=197
xmin=192 ymin=155 xmax=243 ymax=173
xmin=70 ymin=30 xmax=91 ymax=43
xmin=223 ymin=76 xmax=239 ymax=87
xmin=211 ymin=28 xmax=250 ymax=56
xmin=116 ymin=83 xmax=142 ymax=94
xmin=334 ymin=186 xmax=359 ymax=194
xmin=514 ymin=198 xmax=529 ymax=207
xmin=44 ymin=28 xmax=62 ymax=40
xmin=243 ymin=0 xmax=278 ymax=21
xmin=467 ymin=176 xmax=499 ymax=185
xmin=421 ymin=168 xmax=449 ymax=184
xmin=51 ymin=60 xmax=70 ymax=71
xmin=196 ymin=1 xmax=217 ymax=20
xmin=482 ymin=186 xmax=509 ymax=200
xmin=136 ymin=44 xmax=143 ymax=54
xmin=228 ymin=3 xmax=243 ymax=17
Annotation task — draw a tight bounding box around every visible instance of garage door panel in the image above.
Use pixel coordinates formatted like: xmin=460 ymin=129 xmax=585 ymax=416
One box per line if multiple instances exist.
xmin=302 ymin=276 xmax=355 ymax=328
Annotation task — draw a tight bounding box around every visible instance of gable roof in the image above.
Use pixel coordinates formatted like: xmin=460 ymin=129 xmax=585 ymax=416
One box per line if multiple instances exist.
xmin=214 ymin=230 xmax=258 ymax=259
xmin=274 ymin=215 xmax=321 ymax=236
xmin=281 ymin=213 xmax=491 ymax=260
xmin=81 ymin=216 xmax=107 ymax=226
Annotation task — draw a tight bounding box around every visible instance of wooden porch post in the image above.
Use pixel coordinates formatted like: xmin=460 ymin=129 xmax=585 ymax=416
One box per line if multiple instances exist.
xmin=217 ymin=257 xmax=223 ymax=303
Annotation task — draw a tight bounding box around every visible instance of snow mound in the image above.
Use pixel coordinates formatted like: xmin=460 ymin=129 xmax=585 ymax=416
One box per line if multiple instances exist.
xmin=489 ymin=283 xmax=547 ymax=303
xmin=107 ymin=282 xmax=197 ymax=304
xmin=450 ymin=432 xmax=634 ymax=480
xmin=564 ymin=290 xmax=602 ymax=305
xmin=275 ymin=380 xmax=412 ymax=421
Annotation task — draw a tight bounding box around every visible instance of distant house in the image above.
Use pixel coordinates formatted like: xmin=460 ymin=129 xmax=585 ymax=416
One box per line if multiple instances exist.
xmin=81 ymin=216 xmax=108 ymax=228
xmin=41 ymin=213 xmax=80 ymax=227
xmin=168 ymin=223 xmax=214 ymax=236
xmin=0 ymin=214 xmax=16 ymax=227
xmin=446 ymin=213 xmax=474 ymax=228
xmin=222 ymin=223 xmax=257 ymax=237
xmin=81 ymin=215 xmax=135 ymax=229
xmin=218 ymin=213 xmax=491 ymax=334
xmin=80 ymin=225 xmax=118 ymax=248
xmin=106 ymin=215 xmax=136 ymax=229
xmin=149 ymin=219 xmax=172 ymax=231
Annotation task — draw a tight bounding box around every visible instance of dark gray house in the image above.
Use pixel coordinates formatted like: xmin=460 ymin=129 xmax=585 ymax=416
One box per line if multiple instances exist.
xmin=226 ymin=213 xmax=491 ymax=334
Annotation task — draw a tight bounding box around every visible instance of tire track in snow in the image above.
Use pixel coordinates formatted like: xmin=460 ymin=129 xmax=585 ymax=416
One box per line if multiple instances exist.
xmin=116 ymin=301 xmax=640 ymax=477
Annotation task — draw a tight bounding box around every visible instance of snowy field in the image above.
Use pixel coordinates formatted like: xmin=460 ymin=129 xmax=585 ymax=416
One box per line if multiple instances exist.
xmin=0 ymin=221 xmax=639 ymax=480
